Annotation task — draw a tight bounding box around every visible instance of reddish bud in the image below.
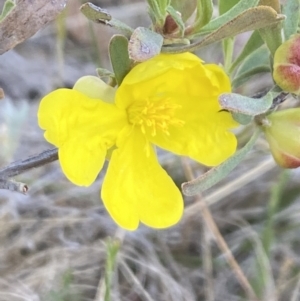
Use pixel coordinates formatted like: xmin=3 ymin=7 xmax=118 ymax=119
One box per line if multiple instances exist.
xmin=273 ymin=34 xmax=300 ymax=95
xmin=262 ymin=108 xmax=300 ymax=168
xmin=163 ymin=14 xmax=179 ymax=35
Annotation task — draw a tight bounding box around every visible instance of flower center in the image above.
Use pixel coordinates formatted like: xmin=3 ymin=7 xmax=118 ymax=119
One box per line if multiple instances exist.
xmin=127 ymin=98 xmax=184 ymax=136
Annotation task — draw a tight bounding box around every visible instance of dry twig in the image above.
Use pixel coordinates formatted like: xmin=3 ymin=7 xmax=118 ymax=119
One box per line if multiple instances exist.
xmin=0 ymin=148 xmax=58 ymax=193
xmin=0 ymin=0 xmax=67 ymax=54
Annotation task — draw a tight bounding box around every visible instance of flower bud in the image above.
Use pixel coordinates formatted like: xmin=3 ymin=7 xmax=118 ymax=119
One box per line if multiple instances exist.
xmin=163 ymin=14 xmax=179 ymax=35
xmin=273 ymin=34 xmax=300 ymax=95
xmin=261 ymin=108 xmax=300 ymax=168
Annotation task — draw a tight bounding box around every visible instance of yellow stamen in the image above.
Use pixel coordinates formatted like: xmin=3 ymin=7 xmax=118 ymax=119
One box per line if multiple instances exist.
xmin=127 ymin=97 xmax=184 ymax=136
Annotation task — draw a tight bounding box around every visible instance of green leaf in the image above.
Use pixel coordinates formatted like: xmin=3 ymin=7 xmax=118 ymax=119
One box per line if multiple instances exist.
xmin=283 ymin=0 xmax=300 ymax=40
xmin=229 ymin=30 xmax=264 ymax=74
xmin=162 ymin=6 xmax=284 ymax=53
xmin=80 ymin=2 xmax=111 ymax=22
xmin=232 ymin=66 xmax=270 ymax=88
xmin=182 ymin=130 xmax=261 ymax=196
xmin=258 ymin=23 xmax=282 ymax=57
xmin=128 ymin=27 xmax=163 ymax=62
xmin=170 ymin=0 xmax=197 ymax=21
xmin=109 ymin=35 xmax=132 ymax=86
xmin=258 ymin=0 xmax=281 ymax=13
xmin=146 ymin=0 xmax=159 ymax=15
xmin=197 ymin=0 xmax=260 ymax=35
xmin=232 ymin=46 xmax=270 ymax=88
xmin=236 ymin=46 xmax=270 ymax=75
xmin=146 ymin=0 xmax=165 ymax=25
xmin=80 ymin=3 xmax=133 ymax=37
xmin=219 ymin=0 xmax=240 ymax=15
xmin=166 ymin=5 xmax=185 ymax=36
xmin=232 ymin=113 xmax=253 ymax=125
xmin=223 ymin=37 xmax=234 ymax=72
xmin=0 ymin=0 xmax=15 ymax=22
xmin=219 ymin=92 xmax=273 ymax=116
xmin=96 ymin=68 xmax=115 ymax=78
xmin=257 ymin=0 xmax=282 ymax=56
xmin=192 ymin=0 xmax=213 ymax=31
xmin=157 ymin=0 xmax=170 ymax=14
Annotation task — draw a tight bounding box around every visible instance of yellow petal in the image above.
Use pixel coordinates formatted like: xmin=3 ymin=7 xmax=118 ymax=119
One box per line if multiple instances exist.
xmin=146 ymin=62 xmax=237 ymax=166
xmin=204 ymin=64 xmax=232 ymax=95
xmin=116 ymin=53 xmax=210 ymax=109
xmin=150 ymin=114 xmax=237 ymax=166
xmin=116 ymin=53 xmax=233 ymax=116
xmin=101 ymin=127 xmax=183 ymax=230
xmin=73 ymin=76 xmax=116 ymax=103
xmin=59 ymin=135 xmax=106 ymax=186
xmin=38 ymin=89 xmax=127 ymax=186
xmin=116 ymin=53 xmax=237 ymax=166
xmin=121 ymin=53 xmax=203 ymax=85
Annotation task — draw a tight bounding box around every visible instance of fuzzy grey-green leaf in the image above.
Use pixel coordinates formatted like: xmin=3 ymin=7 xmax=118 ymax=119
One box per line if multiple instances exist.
xmin=232 ymin=66 xmax=270 ymax=88
xmin=197 ymin=0 xmax=259 ymax=35
xmin=129 ymin=27 xmax=163 ymax=62
xmin=283 ymin=0 xmax=300 ymax=40
xmin=218 ymin=0 xmax=240 ymax=15
xmin=157 ymin=0 xmax=170 ymax=15
xmin=229 ymin=30 xmax=264 ymax=73
xmin=109 ymin=35 xmax=131 ymax=86
xmin=80 ymin=2 xmax=111 ymax=22
xmin=232 ymin=112 xmax=253 ymax=125
xmin=192 ymin=0 xmax=213 ymax=32
xmin=80 ymin=2 xmax=133 ymax=37
xmin=96 ymin=68 xmax=115 ymax=79
xmin=232 ymin=46 xmax=270 ymax=88
xmin=162 ymin=6 xmax=284 ymax=53
xmin=146 ymin=0 xmax=165 ymax=25
xmin=171 ymin=0 xmax=197 ymax=21
xmin=219 ymin=92 xmax=273 ymax=116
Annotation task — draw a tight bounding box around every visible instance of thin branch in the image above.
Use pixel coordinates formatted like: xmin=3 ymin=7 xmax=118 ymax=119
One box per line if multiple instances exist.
xmin=0 ymin=148 xmax=58 ymax=179
xmin=271 ymin=92 xmax=289 ymax=109
xmin=0 ymin=148 xmax=58 ymax=194
xmin=0 ymin=179 xmax=28 ymax=194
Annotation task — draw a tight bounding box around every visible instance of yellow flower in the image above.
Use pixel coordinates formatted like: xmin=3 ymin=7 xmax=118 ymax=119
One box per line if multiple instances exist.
xmin=38 ymin=53 xmax=238 ymax=230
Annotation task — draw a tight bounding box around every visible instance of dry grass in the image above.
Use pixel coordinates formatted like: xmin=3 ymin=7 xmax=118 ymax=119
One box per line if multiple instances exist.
xmin=1 ymin=1 xmax=300 ymax=301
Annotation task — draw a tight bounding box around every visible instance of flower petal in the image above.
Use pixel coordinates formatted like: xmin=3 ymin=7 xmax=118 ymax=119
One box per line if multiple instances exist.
xmin=73 ymin=76 xmax=116 ymax=103
xmin=38 ymin=88 xmax=127 ymax=186
xmin=59 ymin=136 xmax=106 ymax=186
xmin=150 ymin=114 xmax=237 ymax=166
xmin=116 ymin=53 xmax=237 ymax=166
xmin=149 ymin=62 xmax=237 ymax=166
xmin=101 ymin=127 xmax=183 ymax=230
xmin=116 ymin=53 xmax=213 ymax=109
xmin=120 ymin=53 xmax=203 ymax=85
xmin=117 ymin=54 xmax=232 ymax=114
